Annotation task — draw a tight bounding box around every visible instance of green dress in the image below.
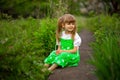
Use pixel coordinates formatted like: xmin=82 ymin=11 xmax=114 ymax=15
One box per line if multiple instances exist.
xmin=44 ymin=38 xmax=80 ymax=67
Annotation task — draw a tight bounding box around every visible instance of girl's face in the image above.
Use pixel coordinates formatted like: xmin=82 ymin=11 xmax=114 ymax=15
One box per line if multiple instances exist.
xmin=63 ymin=22 xmax=75 ymax=32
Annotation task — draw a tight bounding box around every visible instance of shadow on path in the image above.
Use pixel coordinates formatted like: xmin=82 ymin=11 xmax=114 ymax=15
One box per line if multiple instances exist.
xmin=48 ymin=29 xmax=97 ymax=80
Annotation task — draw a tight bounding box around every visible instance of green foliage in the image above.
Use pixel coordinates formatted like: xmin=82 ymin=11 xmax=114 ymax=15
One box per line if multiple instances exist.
xmin=0 ymin=13 xmax=12 ymax=20
xmin=90 ymin=36 xmax=120 ymax=80
xmin=87 ymin=14 xmax=120 ymax=80
xmin=87 ymin=14 xmax=120 ymax=43
xmin=33 ymin=18 xmax=56 ymax=56
xmin=67 ymin=0 xmax=81 ymax=15
xmin=0 ymin=17 xmax=56 ymax=80
xmin=0 ymin=0 xmax=81 ymax=18
xmin=49 ymin=0 xmax=82 ymax=17
xmin=0 ymin=0 xmax=51 ymax=18
xmin=101 ymin=0 xmax=120 ymax=14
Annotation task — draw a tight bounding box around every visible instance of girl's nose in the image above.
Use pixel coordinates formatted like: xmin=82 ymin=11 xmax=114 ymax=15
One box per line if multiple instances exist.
xmin=70 ymin=23 xmax=73 ymax=26
xmin=70 ymin=24 xmax=74 ymax=27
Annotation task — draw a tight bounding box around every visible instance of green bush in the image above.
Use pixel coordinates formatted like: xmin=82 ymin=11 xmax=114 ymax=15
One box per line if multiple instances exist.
xmin=90 ymin=36 xmax=120 ymax=80
xmin=0 ymin=17 xmax=56 ymax=80
xmin=87 ymin=14 xmax=120 ymax=80
xmin=87 ymin=14 xmax=120 ymax=43
xmin=0 ymin=0 xmax=51 ymax=18
xmin=0 ymin=0 xmax=82 ymax=18
xmin=33 ymin=18 xmax=56 ymax=56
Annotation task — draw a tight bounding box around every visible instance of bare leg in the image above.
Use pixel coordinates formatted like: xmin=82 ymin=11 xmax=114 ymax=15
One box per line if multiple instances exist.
xmin=44 ymin=63 xmax=50 ymax=68
xmin=42 ymin=64 xmax=50 ymax=72
xmin=48 ymin=64 xmax=58 ymax=71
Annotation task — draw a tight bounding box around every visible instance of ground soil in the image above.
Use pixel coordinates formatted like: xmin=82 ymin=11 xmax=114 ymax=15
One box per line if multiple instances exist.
xmin=48 ymin=29 xmax=98 ymax=80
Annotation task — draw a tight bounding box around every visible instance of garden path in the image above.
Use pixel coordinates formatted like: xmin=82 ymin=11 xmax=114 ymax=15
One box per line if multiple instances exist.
xmin=48 ymin=29 xmax=97 ymax=80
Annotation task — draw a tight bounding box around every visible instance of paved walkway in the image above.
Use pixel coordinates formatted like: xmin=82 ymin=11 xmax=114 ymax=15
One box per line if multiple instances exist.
xmin=48 ymin=29 xmax=97 ymax=80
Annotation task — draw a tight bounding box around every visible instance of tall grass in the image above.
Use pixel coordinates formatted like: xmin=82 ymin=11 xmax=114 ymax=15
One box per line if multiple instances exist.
xmin=90 ymin=36 xmax=120 ymax=80
xmin=87 ymin=14 xmax=120 ymax=80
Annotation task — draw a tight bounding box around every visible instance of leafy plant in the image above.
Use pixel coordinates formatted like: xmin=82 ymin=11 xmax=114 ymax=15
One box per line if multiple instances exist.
xmin=0 ymin=17 xmax=56 ymax=80
xmin=90 ymin=35 xmax=120 ymax=80
xmin=87 ymin=14 xmax=120 ymax=43
xmin=87 ymin=14 xmax=120 ymax=80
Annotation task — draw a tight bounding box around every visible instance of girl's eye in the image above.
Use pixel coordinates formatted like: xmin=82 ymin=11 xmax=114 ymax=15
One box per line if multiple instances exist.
xmin=66 ymin=23 xmax=70 ymax=25
xmin=66 ymin=22 xmax=75 ymax=25
xmin=67 ymin=23 xmax=72 ymax=25
xmin=70 ymin=23 xmax=74 ymax=25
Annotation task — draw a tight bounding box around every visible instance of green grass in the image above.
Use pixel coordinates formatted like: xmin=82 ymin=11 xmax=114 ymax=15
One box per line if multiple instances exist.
xmin=90 ymin=36 xmax=120 ymax=80
xmin=87 ymin=14 xmax=120 ymax=80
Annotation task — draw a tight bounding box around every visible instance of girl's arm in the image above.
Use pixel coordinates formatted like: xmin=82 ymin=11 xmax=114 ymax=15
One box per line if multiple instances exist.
xmin=61 ymin=46 xmax=77 ymax=53
xmin=56 ymin=46 xmax=78 ymax=54
xmin=56 ymin=45 xmax=61 ymax=54
xmin=57 ymin=45 xmax=61 ymax=50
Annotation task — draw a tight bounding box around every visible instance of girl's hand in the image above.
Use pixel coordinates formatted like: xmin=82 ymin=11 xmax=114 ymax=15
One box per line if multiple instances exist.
xmin=56 ymin=49 xmax=62 ymax=55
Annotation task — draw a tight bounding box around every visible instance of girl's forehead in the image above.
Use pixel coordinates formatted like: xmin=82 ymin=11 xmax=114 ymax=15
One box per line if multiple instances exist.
xmin=64 ymin=20 xmax=75 ymax=24
xmin=64 ymin=18 xmax=75 ymax=23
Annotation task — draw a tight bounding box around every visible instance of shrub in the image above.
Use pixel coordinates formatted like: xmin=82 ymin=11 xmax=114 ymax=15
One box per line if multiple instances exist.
xmin=0 ymin=17 xmax=56 ymax=80
xmin=87 ymin=14 xmax=120 ymax=43
xmin=33 ymin=18 xmax=57 ymax=55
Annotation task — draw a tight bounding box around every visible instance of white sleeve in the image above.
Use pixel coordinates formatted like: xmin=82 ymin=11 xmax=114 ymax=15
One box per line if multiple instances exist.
xmin=74 ymin=33 xmax=81 ymax=47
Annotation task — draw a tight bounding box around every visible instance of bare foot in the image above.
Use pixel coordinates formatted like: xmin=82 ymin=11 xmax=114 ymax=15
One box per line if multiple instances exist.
xmin=44 ymin=64 xmax=50 ymax=68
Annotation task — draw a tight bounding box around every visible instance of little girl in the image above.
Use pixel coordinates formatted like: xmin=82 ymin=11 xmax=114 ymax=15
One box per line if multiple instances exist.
xmin=44 ymin=14 xmax=81 ymax=71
